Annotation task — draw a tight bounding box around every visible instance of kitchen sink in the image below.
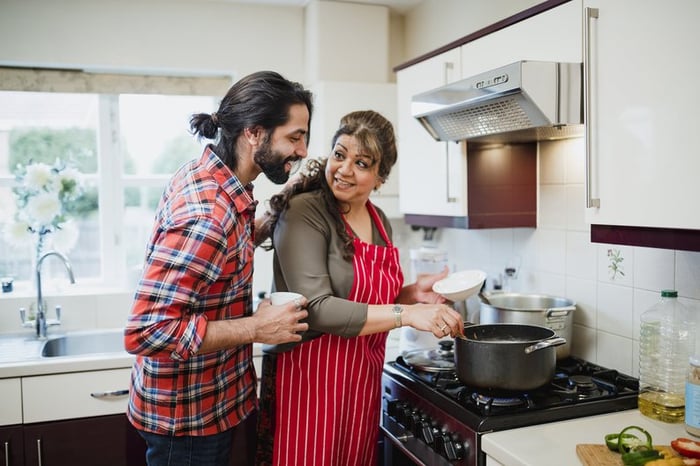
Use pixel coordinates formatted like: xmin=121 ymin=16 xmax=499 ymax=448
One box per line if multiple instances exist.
xmin=41 ymin=329 xmax=126 ymax=358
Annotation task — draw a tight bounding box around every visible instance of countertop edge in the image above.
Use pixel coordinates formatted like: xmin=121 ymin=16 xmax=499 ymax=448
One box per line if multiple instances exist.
xmin=481 ymin=409 xmax=690 ymax=466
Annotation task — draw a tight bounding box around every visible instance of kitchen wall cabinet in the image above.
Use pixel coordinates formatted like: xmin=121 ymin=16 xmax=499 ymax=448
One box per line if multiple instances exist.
xmin=396 ymin=1 xmax=580 ymax=229
xmin=397 ymin=48 xmax=468 ymax=222
xmin=582 ymin=0 xmax=700 ymax=248
xmin=459 ymin=0 xmax=581 ymax=79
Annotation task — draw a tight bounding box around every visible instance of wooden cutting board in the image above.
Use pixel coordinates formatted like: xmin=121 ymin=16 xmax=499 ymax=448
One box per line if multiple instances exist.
xmin=576 ymin=444 xmax=680 ymax=466
xmin=576 ymin=444 xmax=624 ymax=465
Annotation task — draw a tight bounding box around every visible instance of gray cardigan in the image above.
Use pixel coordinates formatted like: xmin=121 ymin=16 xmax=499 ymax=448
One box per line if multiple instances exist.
xmin=265 ymin=190 xmax=394 ymax=353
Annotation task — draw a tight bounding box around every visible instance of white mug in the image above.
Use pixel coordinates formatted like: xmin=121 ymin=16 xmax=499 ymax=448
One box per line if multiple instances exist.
xmin=270 ymin=291 xmax=303 ymax=306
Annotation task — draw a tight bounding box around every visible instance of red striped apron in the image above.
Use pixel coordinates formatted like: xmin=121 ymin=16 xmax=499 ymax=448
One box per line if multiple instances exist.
xmin=273 ymin=202 xmax=403 ymax=466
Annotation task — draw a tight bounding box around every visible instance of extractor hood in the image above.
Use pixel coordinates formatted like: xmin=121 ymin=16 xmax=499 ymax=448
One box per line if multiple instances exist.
xmin=412 ymin=61 xmax=583 ymax=143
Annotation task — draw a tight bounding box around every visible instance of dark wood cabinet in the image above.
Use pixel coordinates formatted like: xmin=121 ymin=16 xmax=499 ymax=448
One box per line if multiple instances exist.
xmin=404 ymin=141 xmax=538 ymax=229
xmin=0 ymin=425 xmax=24 ymax=466
xmin=9 ymin=415 xmax=145 ymax=466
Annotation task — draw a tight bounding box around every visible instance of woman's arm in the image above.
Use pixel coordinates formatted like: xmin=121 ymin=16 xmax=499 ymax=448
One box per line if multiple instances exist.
xmin=359 ymin=267 xmax=462 ymax=338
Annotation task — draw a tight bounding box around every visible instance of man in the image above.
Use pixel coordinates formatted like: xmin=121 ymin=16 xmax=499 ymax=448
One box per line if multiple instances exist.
xmin=124 ymin=71 xmax=313 ymax=466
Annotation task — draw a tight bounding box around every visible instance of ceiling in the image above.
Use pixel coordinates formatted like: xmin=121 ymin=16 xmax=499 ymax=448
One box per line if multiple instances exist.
xmin=221 ymin=0 xmax=422 ymax=14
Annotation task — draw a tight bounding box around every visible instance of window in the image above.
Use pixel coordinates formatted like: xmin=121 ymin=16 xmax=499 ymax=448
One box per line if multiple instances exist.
xmin=0 ymin=68 xmax=230 ymax=291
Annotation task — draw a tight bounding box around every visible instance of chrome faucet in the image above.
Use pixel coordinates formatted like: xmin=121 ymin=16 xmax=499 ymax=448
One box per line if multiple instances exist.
xmin=31 ymin=250 xmax=75 ymax=339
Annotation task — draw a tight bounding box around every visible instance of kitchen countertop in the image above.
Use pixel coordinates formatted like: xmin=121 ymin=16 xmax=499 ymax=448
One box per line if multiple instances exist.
xmin=0 ymin=331 xmax=265 ymax=378
xmin=481 ymin=409 xmax=691 ymax=466
xmin=0 ymin=331 xmax=135 ymax=378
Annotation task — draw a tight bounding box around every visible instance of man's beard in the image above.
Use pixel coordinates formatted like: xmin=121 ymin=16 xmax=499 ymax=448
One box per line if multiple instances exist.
xmin=253 ymin=134 xmax=298 ymax=185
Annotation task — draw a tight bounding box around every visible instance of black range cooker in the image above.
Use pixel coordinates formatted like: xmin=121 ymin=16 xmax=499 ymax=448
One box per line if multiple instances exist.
xmin=380 ymin=343 xmax=639 ymax=466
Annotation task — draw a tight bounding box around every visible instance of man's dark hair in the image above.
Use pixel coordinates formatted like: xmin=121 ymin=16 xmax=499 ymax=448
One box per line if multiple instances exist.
xmin=190 ymin=71 xmax=313 ymax=170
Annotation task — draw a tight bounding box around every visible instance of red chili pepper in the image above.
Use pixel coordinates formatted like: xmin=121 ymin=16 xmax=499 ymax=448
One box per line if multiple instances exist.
xmin=671 ymin=438 xmax=700 ymax=459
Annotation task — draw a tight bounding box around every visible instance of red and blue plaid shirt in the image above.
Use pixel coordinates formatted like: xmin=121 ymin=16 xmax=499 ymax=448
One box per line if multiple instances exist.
xmin=125 ymin=146 xmax=258 ymax=436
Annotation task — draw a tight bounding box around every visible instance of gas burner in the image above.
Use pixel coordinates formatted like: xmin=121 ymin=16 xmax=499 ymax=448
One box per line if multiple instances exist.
xmin=568 ymin=375 xmax=596 ymax=391
xmin=473 ymin=393 xmax=528 ymax=408
xmin=552 ymin=374 xmax=606 ymax=400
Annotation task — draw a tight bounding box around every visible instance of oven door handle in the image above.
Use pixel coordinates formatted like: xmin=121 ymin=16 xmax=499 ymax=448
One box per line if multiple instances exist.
xmin=380 ymin=424 xmax=427 ymax=465
xmin=380 ymin=424 xmax=413 ymax=444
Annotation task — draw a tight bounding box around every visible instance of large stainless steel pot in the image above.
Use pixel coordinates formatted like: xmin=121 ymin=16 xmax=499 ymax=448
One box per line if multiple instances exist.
xmin=479 ymin=292 xmax=575 ymax=359
xmin=454 ymin=323 xmax=566 ymax=391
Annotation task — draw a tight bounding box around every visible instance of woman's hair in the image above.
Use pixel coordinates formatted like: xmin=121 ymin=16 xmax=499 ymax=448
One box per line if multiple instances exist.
xmin=259 ymin=110 xmax=397 ymax=260
xmin=189 ymin=70 xmax=314 ymax=171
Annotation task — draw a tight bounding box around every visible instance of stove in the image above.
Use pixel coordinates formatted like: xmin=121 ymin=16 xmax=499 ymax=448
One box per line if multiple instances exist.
xmin=380 ymin=352 xmax=639 ymax=466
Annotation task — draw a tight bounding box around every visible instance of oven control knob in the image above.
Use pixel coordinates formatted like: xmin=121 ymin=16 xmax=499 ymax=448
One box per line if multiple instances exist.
xmin=443 ymin=434 xmax=465 ymax=461
xmin=386 ymin=400 xmax=404 ymax=418
xmin=394 ymin=403 xmax=412 ymax=425
xmin=433 ymin=432 xmax=465 ymax=460
xmin=416 ymin=420 xmax=435 ymax=445
xmin=433 ymin=432 xmax=447 ymax=455
xmin=406 ymin=411 xmax=423 ymax=431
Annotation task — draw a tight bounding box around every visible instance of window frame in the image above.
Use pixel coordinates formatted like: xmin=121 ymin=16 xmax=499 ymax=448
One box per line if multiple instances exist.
xmin=0 ymin=67 xmax=232 ymax=290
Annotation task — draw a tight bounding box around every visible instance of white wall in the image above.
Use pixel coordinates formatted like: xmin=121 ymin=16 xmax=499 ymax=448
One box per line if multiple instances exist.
xmin=0 ymin=0 xmax=306 ymax=80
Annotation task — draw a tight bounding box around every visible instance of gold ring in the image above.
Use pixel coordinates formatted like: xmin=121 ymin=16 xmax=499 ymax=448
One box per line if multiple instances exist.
xmin=439 ymin=324 xmax=447 ymax=332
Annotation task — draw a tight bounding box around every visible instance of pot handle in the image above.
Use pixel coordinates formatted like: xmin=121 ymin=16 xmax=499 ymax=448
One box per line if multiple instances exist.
xmin=524 ymin=337 xmax=567 ymax=354
xmin=545 ymin=306 xmax=576 ymax=318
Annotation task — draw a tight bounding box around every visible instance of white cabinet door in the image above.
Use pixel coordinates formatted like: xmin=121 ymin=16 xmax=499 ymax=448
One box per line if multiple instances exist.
xmin=583 ymin=0 xmax=700 ymax=230
xmin=0 ymin=378 xmax=22 ymax=425
xmin=397 ymin=48 xmax=468 ymax=217
xmin=23 ymin=368 xmax=131 ymax=423
xmin=461 ymin=0 xmax=582 ymax=79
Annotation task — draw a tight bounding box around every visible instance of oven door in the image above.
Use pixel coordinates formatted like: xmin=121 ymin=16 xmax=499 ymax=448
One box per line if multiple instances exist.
xmin=381 ymin=374 xmax=478 ymax=466
xmin=381 ymin=416 xmax=460 ymax=466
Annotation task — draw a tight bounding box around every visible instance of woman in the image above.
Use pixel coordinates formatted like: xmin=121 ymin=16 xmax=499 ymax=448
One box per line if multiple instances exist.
xmin=256 ymin=110 xmax=463 ymax=466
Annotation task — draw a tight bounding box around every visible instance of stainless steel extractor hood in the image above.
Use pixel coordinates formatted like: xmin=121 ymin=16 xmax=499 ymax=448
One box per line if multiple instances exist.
xmin=412 ymin=61 xmax=583 ymax=143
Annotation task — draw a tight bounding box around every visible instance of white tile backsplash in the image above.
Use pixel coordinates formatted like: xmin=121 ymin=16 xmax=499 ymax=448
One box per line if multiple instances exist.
xmin=596 ymin=330 xmax=633 ymax=375
xmin=538 ymin=185 xmax=568 ymax=229
xmin=676 ymin=250 xmax=700 ymax=299
xmin=633 ymin=247 xmax=674 ymax=291
xmin=565 ymin=231 xmax=597 ymax=280
xmin=597 ymin=282 xmax=634 ymax=339
xmin=566 ymin=276 xmax=597 ymax=327
xmin=598 ymin=244 xmax=635 ymax=287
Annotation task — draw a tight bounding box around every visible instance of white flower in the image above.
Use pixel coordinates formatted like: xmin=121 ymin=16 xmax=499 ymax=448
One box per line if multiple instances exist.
xmin=23 ymin=162 xmax=54 ymax=191
xmin=10 ymin=159 xmax=84 ymax=258
xmin=51 ymin=220 xmax=79 ymax=252
xmin=3 ymin=220 xmax=33 ymax=246
xmin=26 ymin=190 xmax=61 ymax=225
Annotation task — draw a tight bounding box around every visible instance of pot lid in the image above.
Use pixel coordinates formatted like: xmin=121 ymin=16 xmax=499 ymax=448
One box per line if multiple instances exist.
xmin=402 ymin=340 xmax=455 ymax=372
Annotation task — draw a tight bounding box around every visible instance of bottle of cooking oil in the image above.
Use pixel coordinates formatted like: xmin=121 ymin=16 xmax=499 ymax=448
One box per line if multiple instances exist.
xmin=638 ymin=290 xmax=696 ymax=423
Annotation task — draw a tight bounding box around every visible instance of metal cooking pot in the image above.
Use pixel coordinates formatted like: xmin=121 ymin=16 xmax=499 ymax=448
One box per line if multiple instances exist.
xmin=479 ymin=292 xmax=575 ymax=359
xmin=454 ymin=323 xmax=566 ymax=391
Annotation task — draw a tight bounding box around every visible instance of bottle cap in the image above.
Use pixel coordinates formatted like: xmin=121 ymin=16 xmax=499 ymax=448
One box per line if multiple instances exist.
xmin=661 ymin=289 xmax=678 ymax=298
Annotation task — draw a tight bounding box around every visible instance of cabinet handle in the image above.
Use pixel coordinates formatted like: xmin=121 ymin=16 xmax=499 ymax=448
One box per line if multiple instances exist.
xmin=90 ymin=389 xmax=129 ymax=399
xmin=584 ymin=6 xmax=600 ymax=208
xmin=4 ymin=441 xmax=9 ymax=466
xmin=443 ymin=61 xmax=454 ymax=84
xmin=36 ymin=438 xmax=42 ymax=466
xmin=445 ymin=143 xmax=457 ymax=203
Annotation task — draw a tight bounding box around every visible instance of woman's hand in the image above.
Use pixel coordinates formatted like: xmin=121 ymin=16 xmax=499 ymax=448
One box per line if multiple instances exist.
xmin=412 ymin=266 xmax=450 ymax=304
xmin=403 ymin=303 xmax=463 ymax=338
